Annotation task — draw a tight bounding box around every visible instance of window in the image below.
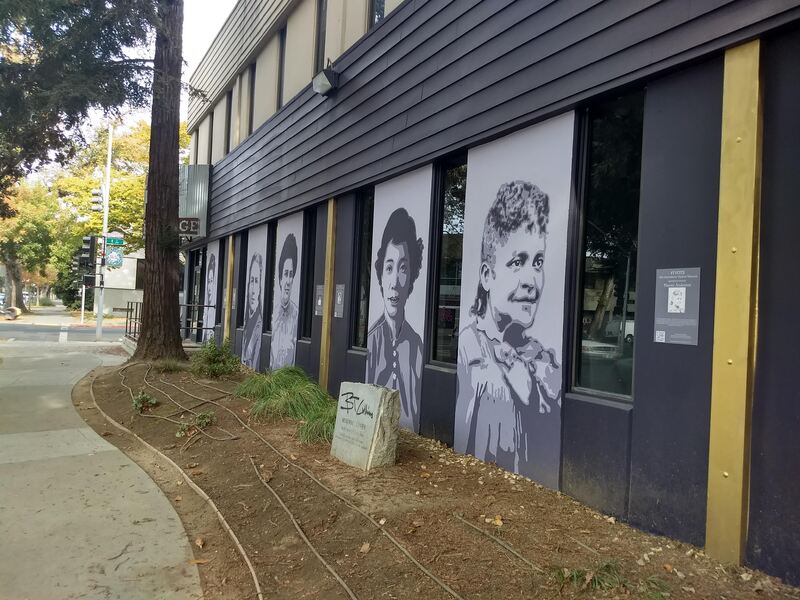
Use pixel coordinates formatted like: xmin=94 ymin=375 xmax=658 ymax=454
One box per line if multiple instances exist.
xmin=370 ymin=0 xmax=385 ymax=28
xmin=207 ymin=112 xmax=214 ymax=164
xmin=236 ymin=233 xmax=249 ymax=327
xmin=431 ymin=155 xmax=467 ymax=363
xmin=264 ymin=222 xmax=277 ymax=332
xmin=574 ymin=90 xmax=644 ymax=397
xmin=352 ymin=188 xmax=375 ymax=348
xmin=299 ymin=208 xmax=317 ymax=339
xmin=277 ymin=26 xmax=287 ymax=109
xmin=248 ymin=63 xmax=256 ymax=136
xmin=135 ymin=259 xmax=145 ymax=290
xmin=314 ymin=0 xmax=327 ymax=74
xmin=224 ymin=89 xmax=233 ymax=155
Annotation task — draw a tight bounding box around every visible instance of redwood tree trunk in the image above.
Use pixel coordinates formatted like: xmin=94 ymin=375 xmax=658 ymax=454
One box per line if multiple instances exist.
xmin=133 ymin=0 xmax=186 ymax=360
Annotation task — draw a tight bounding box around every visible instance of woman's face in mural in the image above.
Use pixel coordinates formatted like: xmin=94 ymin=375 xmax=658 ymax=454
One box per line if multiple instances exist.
xmin=381 ymin=240 xmax=410 ymax=322
xmin=206 ymin=268 xmax=215 ymax=302
xmin=247 ymin=260 xmax=262 ymax=314
xmin=279 ymin=258 xmax=295 ymax=307
xmin=482 ymin=227 xmax=545 ymax=329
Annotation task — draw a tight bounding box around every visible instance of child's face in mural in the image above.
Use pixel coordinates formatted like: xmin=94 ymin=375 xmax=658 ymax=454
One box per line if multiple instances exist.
xmin=279 ymin=258 xmax=295 ymax=307
xmin=381 ymin=240 xmax=410 ymax=322
xmin=482 ymin=226 xmax=545 ymax=330
xmin=247 ymin=261 xmax=261 ymax=314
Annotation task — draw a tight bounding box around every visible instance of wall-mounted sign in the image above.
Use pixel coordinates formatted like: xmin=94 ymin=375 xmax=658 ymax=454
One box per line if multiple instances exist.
xmin=178 ymin=217 xmax=200 ymax=236
xmin=654 ymin=267 xmax=701 ymax=345
xmin=334 ymin=284 xmax=345 ymax=318
xmin=106 ymin=248 xmax=124 ymax=269
xmin=314 ymin=285 xmax=324 ymax=316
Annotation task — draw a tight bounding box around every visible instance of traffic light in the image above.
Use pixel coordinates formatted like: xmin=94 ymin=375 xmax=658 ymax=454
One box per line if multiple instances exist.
xmin=83 ymin=273 xmax=97 ymax=288
xmin=90 ymin=188 xmax=104 ymax=213
xmin=79 ymin=236 xmax=97 ymax=270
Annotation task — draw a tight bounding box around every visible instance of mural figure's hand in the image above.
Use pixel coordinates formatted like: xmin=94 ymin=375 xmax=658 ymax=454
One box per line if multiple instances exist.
xmin=494 ymin=342 xmax=532 ymax=405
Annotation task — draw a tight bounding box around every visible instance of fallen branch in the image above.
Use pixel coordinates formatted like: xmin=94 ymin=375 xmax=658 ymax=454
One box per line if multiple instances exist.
xmin=453 ymin=513 xmax=544 ymax=573
xmin=173 ymin=377 xmax=465 ymax=600
xmin=247 ymin=455 xmax=358 ymax=600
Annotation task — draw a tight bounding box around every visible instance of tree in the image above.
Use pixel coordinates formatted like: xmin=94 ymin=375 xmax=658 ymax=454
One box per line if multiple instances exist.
xmin=0 ymin=184 xmax=56 ymax=310
xmin=133 ymin=0 xmax=184 ymax=360
xmin=0 ymin=0 xmax=156 ymax=213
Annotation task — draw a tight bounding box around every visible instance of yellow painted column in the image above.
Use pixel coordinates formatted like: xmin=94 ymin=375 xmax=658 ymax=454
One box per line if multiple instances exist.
xmin=318 ymin=199 xmax=336 ymax=390
xmin=224 ymin=235 xmax=235 ymax=342
xmin=706 ymin=39 xmax=762 ymax=564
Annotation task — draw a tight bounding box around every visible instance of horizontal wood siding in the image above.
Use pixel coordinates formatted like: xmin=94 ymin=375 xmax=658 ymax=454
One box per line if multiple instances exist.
xmin=198 ymin=0 xmax=800 ymax=243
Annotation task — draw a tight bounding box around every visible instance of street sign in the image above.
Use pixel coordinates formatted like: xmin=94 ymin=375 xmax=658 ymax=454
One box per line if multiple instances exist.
xmin=106 ymin=236 xmax=125 ymax=246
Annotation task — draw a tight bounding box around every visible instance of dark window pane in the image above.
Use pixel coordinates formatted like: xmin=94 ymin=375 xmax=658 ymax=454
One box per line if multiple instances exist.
xmin=370 ymin=0 xmax=385 ymax=27
xmin=315 ymin=0 xmax=327 ymax=73
xmin=353 ymin=189 xmax=374 ymax=348
xmin=432 ymin=159 xmax=467 ymax=363
xmin=575 ymin=91 xmax=644 ymax=397
xmin=264 ymin=223 xmax=277 ymax=332
xmin=300 ymin=209 xmax=316 ymax=339
xmin=135 ymin=259 xmax=145 ymax=290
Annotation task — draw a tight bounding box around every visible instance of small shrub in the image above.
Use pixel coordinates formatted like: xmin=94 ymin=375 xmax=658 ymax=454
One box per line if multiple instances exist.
xmin=238 ymin=367 xmax=337 ymax=444
xmin=194 ymin=411 xmax=216 ymax=428
xmin=175 ymin=422 xmax=191 ymax=438
xmin=132 ymin=390 xmax=158 ymax=413
xmin=154 ymin=358 xmax=188 ymax=373
xmin=38 ymin=297 xmax=54 ymax=306
xmin=190 ymin=338 xmax=241 ymax=378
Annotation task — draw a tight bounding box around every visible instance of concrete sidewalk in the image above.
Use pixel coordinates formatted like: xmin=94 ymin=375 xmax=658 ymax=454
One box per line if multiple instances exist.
xmin=0 ymin=344 xmax=202 ymax=599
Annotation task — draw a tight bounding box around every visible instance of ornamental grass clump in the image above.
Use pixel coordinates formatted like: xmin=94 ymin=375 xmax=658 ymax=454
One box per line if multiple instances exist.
xmin=237 ymin=366 xmax=337 ymax=444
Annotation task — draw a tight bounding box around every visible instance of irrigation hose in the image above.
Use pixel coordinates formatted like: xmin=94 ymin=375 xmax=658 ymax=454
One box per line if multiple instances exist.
xmin=172 ymin=376 xmax=465 ymax=600
xmin=88 ymin=371 xmax=264 ymax=600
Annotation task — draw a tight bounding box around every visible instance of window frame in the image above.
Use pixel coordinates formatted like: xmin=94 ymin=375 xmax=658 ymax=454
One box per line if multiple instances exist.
xmin=223 ymin=89 xmax=233 ymax=156
xmin=298 ymin=208 xmax=317 ymax=341
xmin=277 ymin=25 xmax=287 ymax=109
xmin=569 ymin=91 xmax=645 ymax=403
xmin=263 ymin=222 xmax=277 ymax=333
xmin=426 ymin=152 xmax=468 ymax=368
xmin=349 ymin=187 xmax=375 ymax=350
xmin=314 ymin=0 xmax=327 ymax=74
xmin=247 ymin=62 xmax=256 ymax=136
xmin=235 ymin=232 xmax=249 ymax=328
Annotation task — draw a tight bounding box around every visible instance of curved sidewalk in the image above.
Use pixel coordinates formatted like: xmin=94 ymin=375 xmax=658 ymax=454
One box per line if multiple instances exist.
xmin=0 ymin=344 xmax=202 ymax=599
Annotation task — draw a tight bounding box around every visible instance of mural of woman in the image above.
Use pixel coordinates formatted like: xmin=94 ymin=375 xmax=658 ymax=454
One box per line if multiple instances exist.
xmin=270 ymin=233 xmax=299 ymax=369
xmin=241 ymin=253 xmax=263 ymax=369
xmin=203 ymin=247 xmax=217 ymax=342
xmin=455 ymin=181 xmax=561 ymax=479
xmin=366 ymin=208 xmax=424 ymax=432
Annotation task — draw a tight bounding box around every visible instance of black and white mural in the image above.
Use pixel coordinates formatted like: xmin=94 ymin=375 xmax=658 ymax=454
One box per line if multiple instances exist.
xmin=203 ymin=240 xmax=219 ymax=342
xmin=270 ymin=212 xmax=303 ymax=369
xmin=366 ymin=165 xmax=432 ymax=433
xmin=454 ymin=113 xmax=574 ymax=488
xmin=241 ymin=225 xmax=267 ymax=369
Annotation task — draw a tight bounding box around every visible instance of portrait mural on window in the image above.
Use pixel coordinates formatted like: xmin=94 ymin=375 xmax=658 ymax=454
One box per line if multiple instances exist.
xmin=241 ymin=225 xmax=267 ymax=369
xmin=366 ymin=165 xmax=432 ymax=433
xmin=454 ymin=113 xmax=574 ymax=489
xmin=270 ymin=212 xmax=303 ymax=370
xmin=203 ymin=240 xmax=219 ymax=342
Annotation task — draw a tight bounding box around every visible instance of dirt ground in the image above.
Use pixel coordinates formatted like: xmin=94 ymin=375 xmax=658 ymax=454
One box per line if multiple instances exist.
xmin=74 ymin=363 xmax=800 ymax=600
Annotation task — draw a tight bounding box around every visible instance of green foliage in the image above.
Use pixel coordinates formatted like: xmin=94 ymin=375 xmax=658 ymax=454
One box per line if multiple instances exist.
xmin=239 ymin=367 xmax=337 ymax=444
xmin=639 ymin=576 xmax=670 ymax=600
xmin=190 ymin=338 xmax=241 ymax=378
xmin=175 ymin=422 xmax=190 ymax=438
xmin=194 ymin=411 xmax=215 ymax=429
xmin=551 ymin=560 xmax=627 ymax=592
xmin=38 ymin=296 xmax=54 ymax=306
xmin=0 ymin=0 xmax=157 ymax=210
xmin=154 ymin=358 xmax=187 ymax=373
xmin=132 ymin=390 xmax=158 ymax=413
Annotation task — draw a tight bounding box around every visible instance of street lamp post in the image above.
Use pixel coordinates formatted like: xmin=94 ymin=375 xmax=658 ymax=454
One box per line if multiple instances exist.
xmin=96 ymin=122 xmax=113 ymax=341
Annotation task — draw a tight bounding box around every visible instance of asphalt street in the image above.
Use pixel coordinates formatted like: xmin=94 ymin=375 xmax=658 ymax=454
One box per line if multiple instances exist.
xmin=0 ymin=322 xmax=124 ymax=343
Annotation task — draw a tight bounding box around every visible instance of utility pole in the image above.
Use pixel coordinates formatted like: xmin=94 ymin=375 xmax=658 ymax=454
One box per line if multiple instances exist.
xmin=96 ymin=122 xmax=113 ymax=341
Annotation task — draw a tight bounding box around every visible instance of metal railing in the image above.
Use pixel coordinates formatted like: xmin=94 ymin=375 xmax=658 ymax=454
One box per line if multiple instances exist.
xmin=125 ymin=301 xmax=216 ymax=343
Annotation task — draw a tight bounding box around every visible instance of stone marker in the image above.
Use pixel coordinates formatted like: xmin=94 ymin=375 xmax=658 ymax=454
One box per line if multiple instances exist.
xmin=330 ymin=382 xmax=400 ymax=471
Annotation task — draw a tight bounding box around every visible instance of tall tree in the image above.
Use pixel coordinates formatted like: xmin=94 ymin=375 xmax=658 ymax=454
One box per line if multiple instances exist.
xmin=133 ymin=0 xmax=184 ymax=360
xmin=0 ymin=0 xmax=156 ymax=214
xmin=0 ymin=184 xmax=56 ymax=310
